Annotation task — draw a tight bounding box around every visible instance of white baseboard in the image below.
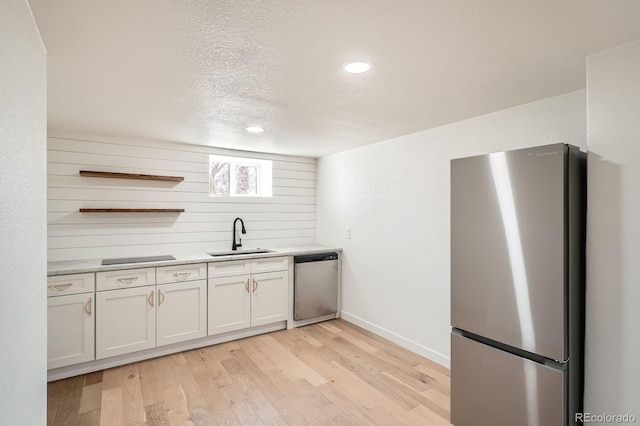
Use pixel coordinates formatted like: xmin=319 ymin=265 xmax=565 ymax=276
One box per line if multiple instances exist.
xmin=340 ymin=311 xmax=450 ymax=369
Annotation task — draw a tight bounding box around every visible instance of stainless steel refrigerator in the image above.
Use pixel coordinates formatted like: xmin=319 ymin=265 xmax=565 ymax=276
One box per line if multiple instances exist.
xmin=450 ymin=143 xmax=586 ymax=426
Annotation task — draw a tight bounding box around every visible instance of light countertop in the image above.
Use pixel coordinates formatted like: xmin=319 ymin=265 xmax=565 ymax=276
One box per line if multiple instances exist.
xmin=47 ymin=245 xmax=342 ymax=276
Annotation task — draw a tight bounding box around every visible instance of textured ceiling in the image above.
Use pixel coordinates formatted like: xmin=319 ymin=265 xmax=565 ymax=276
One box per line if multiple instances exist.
xmin=30 ymin=0 xmax=640 ymax=157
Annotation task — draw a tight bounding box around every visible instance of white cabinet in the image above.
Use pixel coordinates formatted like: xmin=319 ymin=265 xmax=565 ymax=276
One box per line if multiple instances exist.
xmin=96 ymin=286 xmax=156 ymax=359
xmin=96 ymin=263 xmax=208 ymax=359
xmin=251 ymin=270 xmax=289 ymax=327
xmin=47 ymin=292 xmax=95 ymax=369
xmin=208 ymin=257 xmax=288 ymax=336
xmin=208 ymin=274 xmax=251 ymax=335
xmin=157 ymin=280 xmax=207 ymax=346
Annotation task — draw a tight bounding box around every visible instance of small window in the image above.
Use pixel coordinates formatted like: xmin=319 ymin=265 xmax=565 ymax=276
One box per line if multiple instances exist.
xmin=209 ymin=155 xmax=272 ymax=197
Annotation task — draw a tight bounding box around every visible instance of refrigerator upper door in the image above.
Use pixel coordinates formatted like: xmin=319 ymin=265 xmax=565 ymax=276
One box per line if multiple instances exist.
xmin=451 ymin=144 xmax=567 ymax=361
xmin=451 ymin=333 xmax=566 ymax=426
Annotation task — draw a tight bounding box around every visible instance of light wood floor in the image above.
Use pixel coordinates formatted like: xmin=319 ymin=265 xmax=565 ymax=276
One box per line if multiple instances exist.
xmin=48 ymin=319 xmax=451 ymax=425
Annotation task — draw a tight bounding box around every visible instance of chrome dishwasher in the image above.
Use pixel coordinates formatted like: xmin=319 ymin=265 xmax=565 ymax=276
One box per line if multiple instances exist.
xmin=294 ymin=252 xmax=339 ymax=321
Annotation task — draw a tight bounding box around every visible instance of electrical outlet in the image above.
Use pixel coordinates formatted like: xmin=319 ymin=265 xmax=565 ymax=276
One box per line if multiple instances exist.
xmin=346 ymin=227 xmax=351 ymax=239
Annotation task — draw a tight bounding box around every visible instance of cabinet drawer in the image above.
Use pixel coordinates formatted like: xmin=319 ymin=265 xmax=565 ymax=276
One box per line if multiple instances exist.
xmin=47 ymin=273 xmax=95 ymax=297
xmin=251 ymin=256 xmax=288 ymax=273
xmin=156 ymin=263 xmax=206 ymax=284
xmin=208 ymin=260 xmax=251 ymax=278
xmin=96 ymin=268 xmax=156 ymax=291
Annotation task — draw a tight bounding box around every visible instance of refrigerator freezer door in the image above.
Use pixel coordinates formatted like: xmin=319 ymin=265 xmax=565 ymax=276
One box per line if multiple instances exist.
xmin=451 ymin=144 xmax=567 ymax=361
xmin=451 ymin=333 xmax=566 ymax=426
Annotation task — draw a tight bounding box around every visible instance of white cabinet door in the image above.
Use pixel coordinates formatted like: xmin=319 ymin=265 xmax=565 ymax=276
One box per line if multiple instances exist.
xmin=157 ymin=280 xmax=207 ymax=346
xmin=251 ymin=270 xmax=289 ymax=327
xmin=208 ymin=275 xmax=250 ymax=335
xmin=47 ymin=293 xmax=94 ymax=369
xmin=96 ymin=287 xmax=156 ymax=359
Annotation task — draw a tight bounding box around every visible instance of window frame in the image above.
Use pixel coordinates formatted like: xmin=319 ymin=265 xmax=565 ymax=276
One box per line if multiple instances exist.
xmin=209 ymin=154 xmax=272 ymax=198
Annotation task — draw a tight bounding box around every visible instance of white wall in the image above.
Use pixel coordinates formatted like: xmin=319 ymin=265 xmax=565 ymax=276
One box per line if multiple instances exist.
xmin=585 ymin=40 xmax=640 ymax=417
xmin=0 ymin=0 xmax=47 ymax=423
xmin=47 ymin=132 xmax=316 ymax=261
xmin=317 ymin=90 xmax=587 ymax=366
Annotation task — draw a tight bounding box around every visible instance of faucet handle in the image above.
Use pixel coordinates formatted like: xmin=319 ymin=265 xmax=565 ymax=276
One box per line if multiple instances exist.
xmin=237 ymin=237 xmax=242 ymax=248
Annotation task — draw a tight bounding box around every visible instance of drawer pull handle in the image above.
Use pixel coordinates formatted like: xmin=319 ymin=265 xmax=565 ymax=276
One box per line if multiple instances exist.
xmin=117 ymin=276 xmax=138 ymax=285
xmin=173 ymin=271 xmax=191 ymax=281
xmin=48 ymin=283 xmax=73 ymax=291
xmin=253 ymin=279 xmax=258 ymax=293
xmin=84 ymin=298 xmax=92 ymax=316
xmin=158 ymin=290 xmax=165 ymax=306
xmin=245 ymin=278 xmax=250 ymax=293
xmin=148 ymin=290 xmax=155 ymax=307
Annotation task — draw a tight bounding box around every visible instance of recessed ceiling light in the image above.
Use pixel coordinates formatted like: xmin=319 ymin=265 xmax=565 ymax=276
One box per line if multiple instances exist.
xmin=245 ymin=126 xmax=264 ymax=134
xmin=344 ymin=61 xmax=371 ymax=74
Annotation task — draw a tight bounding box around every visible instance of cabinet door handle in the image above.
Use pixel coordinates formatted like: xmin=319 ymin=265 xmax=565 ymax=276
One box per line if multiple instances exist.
xmin=245 ymin=278 xmax=250 ymax=293
xmin=48 ymin=283 xmax=72 ymax=291
xmin=253 ymin=279 xmax=258 ymax=293
xmin=84 ymin=298 xmax=92 ymax=316
xmin=173 ymin=271 xmax=191 ymax=281
xmin=117 ymin=276 xmax=138 ymax=285
xmin=148 ymin=290 xmax=155 ymax=307
xmin=158 ymin=289 xmax=165 ymax=306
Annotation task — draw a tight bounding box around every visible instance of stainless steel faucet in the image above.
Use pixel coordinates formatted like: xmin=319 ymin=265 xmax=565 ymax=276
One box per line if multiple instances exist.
xmin=232 ymin=217 xmax=246 ymax=250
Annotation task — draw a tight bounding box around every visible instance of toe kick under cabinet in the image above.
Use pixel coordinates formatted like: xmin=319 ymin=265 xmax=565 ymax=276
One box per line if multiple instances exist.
xmin=95 ymin=264 xmax=207 ymax=359
xmin=208 ymin=256 xmax=289 ymax=335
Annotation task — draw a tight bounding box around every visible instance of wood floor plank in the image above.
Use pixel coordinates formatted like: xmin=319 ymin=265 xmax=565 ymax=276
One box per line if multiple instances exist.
xmin=266 ymin=370 xmax=327 ymax=425
xmin=171 ymin=355 xmax=216 ymax=422
xmin=164 ymin=385 xmax=194 ymax=426
xmin=221 ymin=355 xmax=281 ymax=422
xmin=77 ymin=408 xmax=102 ymax=426
xmin=84 ymin=370 xmax=104 ymax=387
xmin=317 ymin=321 xmax=343 ymax=334
xmin=50 ymin=375 xmax=84 ymax=426
xmin=121 ymin=363 xmax=146 ymax=424
xmin=78 ymin=382 xmax=103 ymax=414
xmin=101 ymin=366 xmax=123 ymax=390
xmin=137 ymin=359 xmax=165 ymax=408
xmin=230 ymin=343 xmax=285 ymax=404
xmin=258 ymin=334 xmax=328 ymax=387
xmin=47 ymin=376 xmax=68 ymax=425
xmin=236 ymin=338 xmax=277 ymax=372
xmin=289 ymin=327 xmax=324 ymax=348
xmin=183 ymin=350 xmax=241 ymax=426
xmin=47 ymin=320 xmax=452 ymax=426
xmin=218 ymin=381 xmax=263 ymax=426
xmin=145 ymin=402 xmax=171 ymax=426
xmin=99 ymin=387 xmax=123 ymax=426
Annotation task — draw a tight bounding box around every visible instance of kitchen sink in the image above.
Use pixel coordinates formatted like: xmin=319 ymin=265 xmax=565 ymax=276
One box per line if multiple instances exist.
xmin=207 ymin=249 xmax=274 ymax=257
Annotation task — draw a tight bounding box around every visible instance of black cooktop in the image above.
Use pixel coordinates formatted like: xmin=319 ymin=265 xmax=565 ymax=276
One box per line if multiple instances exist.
xmin=101 ymin=255 xmax=176 ymax=266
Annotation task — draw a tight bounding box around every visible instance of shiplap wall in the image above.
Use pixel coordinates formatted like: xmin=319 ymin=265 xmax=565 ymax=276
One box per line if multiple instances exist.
xmin=47 ymin=133 xmax=316 ymax=261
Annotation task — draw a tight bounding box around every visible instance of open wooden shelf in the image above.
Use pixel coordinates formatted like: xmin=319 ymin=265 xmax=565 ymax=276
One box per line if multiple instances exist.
xmin=79 ymin=170 xmax=184 ymax=182
xmin=79 ymin=208 xmax=185 ymax=213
